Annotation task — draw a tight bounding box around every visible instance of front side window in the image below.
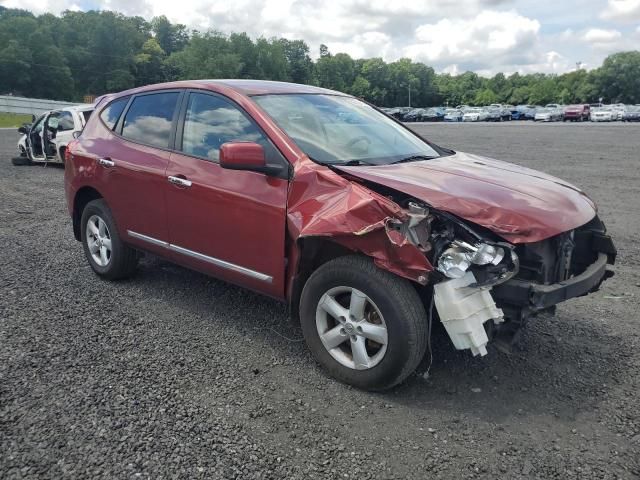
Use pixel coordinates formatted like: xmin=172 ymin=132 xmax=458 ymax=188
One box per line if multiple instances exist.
xmin=31 ymin=114 xmax=46 ymax=133
xmin=181 ymin=93 xmax=265 ymax=162
xmin=100 ymin=98 xmax=128 ymax=130
xmin=253 ymin=94 xmax=441 ymax=166
xmin=121 ymin=92 xmax=180 ymax=148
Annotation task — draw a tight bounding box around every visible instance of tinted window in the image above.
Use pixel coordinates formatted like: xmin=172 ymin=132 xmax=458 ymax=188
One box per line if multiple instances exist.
xmin=100 ymin=98 xmax=128 ymax=130
xmin=82 ymin=110 xmax=93 ymax=123
xmin=122 ymin=93 xmax=180 ymax=148
xmin=55 ymin=111 xmax=75 ymax=131
xmin=181 ymin=93 xmax=265 ymax=162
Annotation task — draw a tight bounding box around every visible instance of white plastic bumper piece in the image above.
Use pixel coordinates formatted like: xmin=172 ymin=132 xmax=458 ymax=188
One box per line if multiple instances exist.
xmin=433 ymin=271 xmax=504 ymax=356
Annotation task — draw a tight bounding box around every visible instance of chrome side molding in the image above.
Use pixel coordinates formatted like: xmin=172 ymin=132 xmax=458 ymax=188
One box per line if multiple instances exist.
xmin=127 ymin=230 xmax=272 ymax=283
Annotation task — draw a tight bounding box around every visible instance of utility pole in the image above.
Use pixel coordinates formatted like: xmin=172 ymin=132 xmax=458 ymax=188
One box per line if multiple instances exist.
xmin=408 ymin=84 xmax=411 ymax=107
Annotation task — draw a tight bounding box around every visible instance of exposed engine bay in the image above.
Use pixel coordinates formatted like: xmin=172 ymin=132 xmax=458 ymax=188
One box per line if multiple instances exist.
xmin=388 ymin=197 xmax=615 ymax=357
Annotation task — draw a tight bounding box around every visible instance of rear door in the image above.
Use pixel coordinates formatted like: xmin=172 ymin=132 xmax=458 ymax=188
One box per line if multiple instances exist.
xmin=165 ymin=90 xmax=289 ymax=297
xmin=96 ymin=90 xmax=182 ymax=255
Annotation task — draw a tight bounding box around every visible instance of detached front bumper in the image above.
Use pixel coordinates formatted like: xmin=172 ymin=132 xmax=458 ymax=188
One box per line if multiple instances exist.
xmin=493 ymin=233 xmax=616 ymax=312
xmin=493 ymin=253 xmax=612 ymax=311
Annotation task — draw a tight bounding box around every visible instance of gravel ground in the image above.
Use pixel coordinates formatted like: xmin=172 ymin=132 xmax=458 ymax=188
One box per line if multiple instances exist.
xmin=1 ymin=123 xmax=639 ymax=479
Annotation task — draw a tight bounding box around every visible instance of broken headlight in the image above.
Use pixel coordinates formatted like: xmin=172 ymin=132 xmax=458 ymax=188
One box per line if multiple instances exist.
xmin=437 ymin=240 xmax=505 ymax=279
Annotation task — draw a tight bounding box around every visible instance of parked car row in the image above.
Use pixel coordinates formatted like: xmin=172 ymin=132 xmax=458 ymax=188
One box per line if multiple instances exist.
xmin=380 ymin=103 xmax=640 ymax=123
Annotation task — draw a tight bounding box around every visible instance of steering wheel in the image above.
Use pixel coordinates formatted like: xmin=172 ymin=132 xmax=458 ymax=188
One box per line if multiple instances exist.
xmin=345 ymin=136 xmax=371 ymax=149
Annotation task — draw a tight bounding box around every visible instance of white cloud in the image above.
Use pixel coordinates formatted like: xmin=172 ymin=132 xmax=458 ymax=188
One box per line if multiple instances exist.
xmin=601 ymin=0 xmax=640 ymax=22
xmin=582 ymin=28 xmax=622 ymax=43
xmin=402 ymin=10 xmax=541 ymax=74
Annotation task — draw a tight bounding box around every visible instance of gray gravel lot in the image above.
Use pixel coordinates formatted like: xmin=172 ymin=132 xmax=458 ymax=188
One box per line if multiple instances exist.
xmin=1 ymin=123 xmax=639 ymax=479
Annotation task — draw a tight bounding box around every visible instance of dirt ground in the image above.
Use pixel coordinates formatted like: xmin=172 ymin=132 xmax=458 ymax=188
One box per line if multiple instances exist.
xmin=1 ymin=123 xmax=639 ymax=479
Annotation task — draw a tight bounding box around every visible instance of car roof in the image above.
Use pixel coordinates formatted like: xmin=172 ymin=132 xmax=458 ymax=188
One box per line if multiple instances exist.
xmin=57 ymin=104 xmax=94 ymax=113
xmin=106 ymin=79 xmax=347 ymax=99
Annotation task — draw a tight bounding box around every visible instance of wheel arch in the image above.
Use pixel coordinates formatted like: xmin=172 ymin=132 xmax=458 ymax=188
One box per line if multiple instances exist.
xmin=73 ymin=186 xmax=103 ymax=241
xmin=288 ymin=237 xmax=353 ymax=323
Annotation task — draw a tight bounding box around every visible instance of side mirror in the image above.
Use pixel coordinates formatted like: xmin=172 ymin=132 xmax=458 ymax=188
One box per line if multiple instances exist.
xmin=18 ymin=125 xmax=28 ymax=134
xmin=219 ymin=142 xmax=284 ymax=176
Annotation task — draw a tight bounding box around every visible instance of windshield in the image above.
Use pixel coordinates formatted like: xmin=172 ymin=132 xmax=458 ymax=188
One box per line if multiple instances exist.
xmin=252 ymin=94 xmax=440 ymax=165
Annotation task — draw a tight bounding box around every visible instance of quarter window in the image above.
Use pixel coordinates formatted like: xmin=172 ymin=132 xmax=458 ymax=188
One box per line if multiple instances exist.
xmin=181 ymin=93 xmax=265 ymax=162
xmin=55 ymin=111 xmax=75 ymax=131
xmin=100 ymin=97 xmax=128 ymax=130
xmin=121 ymin=93 xmax=180 ymax=148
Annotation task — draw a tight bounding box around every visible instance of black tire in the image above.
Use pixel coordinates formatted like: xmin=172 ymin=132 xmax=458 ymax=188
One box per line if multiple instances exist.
xmin=80 ymin=199 xmax=138 ymax=280
xmin=11 ymin=156 xmax=32 ymax=166
xmin=299 ymin=255 xmax=428 ymax=391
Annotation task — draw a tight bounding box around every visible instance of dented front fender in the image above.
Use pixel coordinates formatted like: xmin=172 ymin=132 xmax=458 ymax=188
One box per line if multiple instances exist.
xmin=286 ymin=157 xmax=433 ymax=297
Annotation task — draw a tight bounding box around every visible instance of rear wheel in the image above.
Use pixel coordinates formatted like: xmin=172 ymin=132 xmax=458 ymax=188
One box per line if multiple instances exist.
xmin=299 ymin=256 xmax=428 ymax=391
xmin=81 ymin=199 xmax=138 ymax=280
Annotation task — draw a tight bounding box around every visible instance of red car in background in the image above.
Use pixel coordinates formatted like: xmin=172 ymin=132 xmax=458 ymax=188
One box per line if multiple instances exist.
xmin=64 ymin=80 xmax=615 ymax=390
xmin=563 ymin=104 xmax=591 ymax=122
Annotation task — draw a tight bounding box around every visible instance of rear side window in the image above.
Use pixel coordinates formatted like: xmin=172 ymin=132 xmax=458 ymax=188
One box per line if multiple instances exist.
xmin=181 ymin=93 xmax=265 ymax=162
xmin=56 ymin=111 xmax=75 ymax=131
xmin=100 ymin=98 xmax=129 ymax=130
xmin=121 ymin=93 xmax=180 ymax=148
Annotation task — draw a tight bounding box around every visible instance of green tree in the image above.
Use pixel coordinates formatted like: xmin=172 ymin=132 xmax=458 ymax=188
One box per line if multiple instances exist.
xmin=596 ymin=51 xmax=640 ymax=103
xmin=473 ymin=88 xmax=498 ymax=106
xmin=135 ymin=38 xmax=166 ymax=85
xmin=278 ymin=38 xmax=313 ymax=83
xmin=151 ymin=15 xmax=188 ymax=55
xmin=0 ymin=40 xmax=32 ymax=94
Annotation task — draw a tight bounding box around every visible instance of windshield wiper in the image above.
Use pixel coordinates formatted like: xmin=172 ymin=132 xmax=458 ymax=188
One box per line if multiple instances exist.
xmin=389 ymin=155 xmax=437 ymax=165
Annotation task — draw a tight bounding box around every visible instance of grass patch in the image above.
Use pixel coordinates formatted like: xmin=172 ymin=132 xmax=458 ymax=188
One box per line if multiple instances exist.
xmin=0 ymin=112 xmax=32 ymax=128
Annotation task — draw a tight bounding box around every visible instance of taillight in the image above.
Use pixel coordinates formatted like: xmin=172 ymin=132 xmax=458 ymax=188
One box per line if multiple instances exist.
xmin=65 ymin=139 xmax=78 ymax=162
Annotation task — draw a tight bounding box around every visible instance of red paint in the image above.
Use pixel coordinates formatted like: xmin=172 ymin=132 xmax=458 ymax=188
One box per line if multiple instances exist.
xmin=220 ymin=142 xmax=265 ymax=169
xmin=65 ymin=80 xmax=599 ymax=303
xmin=336 ymin=152 xmax=597 ymax=244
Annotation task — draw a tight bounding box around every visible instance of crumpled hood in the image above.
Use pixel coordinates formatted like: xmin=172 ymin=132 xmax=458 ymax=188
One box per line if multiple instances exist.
xmin=335 ymin=151 xmax=597 ymax=244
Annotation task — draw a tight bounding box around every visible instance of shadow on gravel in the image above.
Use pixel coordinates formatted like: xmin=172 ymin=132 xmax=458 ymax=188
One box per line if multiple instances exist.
xmin=123 ymin=254 xmax=631 ymax=423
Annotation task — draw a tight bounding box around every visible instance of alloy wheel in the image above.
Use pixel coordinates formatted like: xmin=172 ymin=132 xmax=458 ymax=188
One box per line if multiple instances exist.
xmin=86 ymin=214 xmax=112 ymax=267
xmin=315 ymin=286 xmax=388 ymax=370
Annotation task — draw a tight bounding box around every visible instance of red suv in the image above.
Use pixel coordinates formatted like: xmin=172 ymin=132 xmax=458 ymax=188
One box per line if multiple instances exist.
xmin=563 ymin=104 xmax=591 ymax=122
xmin=65 ymin=80 xmax=615 ymax=390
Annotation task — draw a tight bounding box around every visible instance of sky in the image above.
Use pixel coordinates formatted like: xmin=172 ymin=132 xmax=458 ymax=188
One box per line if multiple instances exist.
xmin=2 ymin=0 xmax=640 ymax=76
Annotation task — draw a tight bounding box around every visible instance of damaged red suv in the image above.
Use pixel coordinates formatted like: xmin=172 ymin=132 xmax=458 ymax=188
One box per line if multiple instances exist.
xmin=65 ymin=80 xmax=616 ymax=390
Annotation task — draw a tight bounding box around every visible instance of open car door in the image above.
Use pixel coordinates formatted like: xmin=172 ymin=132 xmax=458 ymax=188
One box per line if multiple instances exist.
xmin=42 ymin=114 xmax=59 ymax=160
xmin=26 ymin=113 xmax=47 ymax=161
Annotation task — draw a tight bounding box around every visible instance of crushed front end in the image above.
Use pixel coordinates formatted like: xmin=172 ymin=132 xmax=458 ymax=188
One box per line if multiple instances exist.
xmin=426 ymin=211 xmax=616 ymax=355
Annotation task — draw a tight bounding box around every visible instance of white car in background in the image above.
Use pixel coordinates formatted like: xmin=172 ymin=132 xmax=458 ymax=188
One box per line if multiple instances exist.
xmin=591 ymin=107 xmax=614 ymax=122
xmin=534 ymin=107 xmax=563 ymax=122
xmin=14 ymin=104 xmax=93 ymax=165
xmin=444 ymin=108 xmax=463 ymax=122
xmin=462 ymin=107 xmax=489 ymax=122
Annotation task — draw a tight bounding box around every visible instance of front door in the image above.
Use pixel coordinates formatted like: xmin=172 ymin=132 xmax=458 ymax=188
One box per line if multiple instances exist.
xmin=165 ymin=91 xmax=289 ymax=297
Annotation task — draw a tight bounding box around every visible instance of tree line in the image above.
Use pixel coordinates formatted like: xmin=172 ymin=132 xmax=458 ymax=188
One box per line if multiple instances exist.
xmin=1 ymin=7 xmax=639 ymax=106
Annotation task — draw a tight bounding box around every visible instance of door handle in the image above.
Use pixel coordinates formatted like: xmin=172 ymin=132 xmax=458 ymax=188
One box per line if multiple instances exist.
xmin=98 ymin=157 xmax=115 ymax=167
xmin=168 ymin=175 xmax=192 ymax=188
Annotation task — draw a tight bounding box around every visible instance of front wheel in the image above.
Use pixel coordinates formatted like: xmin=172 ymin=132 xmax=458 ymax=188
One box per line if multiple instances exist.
xmin=299 ymin=256 xmax=428 ymax=391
